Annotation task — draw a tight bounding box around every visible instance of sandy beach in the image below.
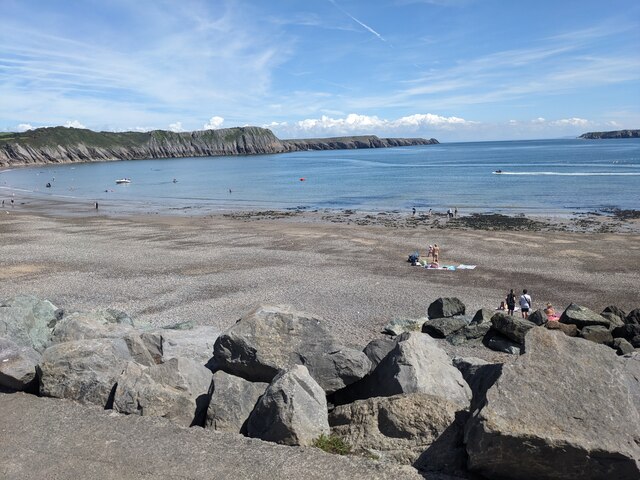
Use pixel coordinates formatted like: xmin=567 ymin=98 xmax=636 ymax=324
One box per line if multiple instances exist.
xmin=1 ymin=195 xmax=639 ymax=351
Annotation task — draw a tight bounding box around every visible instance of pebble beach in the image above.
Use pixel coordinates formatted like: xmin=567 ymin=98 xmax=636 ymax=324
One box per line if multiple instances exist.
xmin=2 ymin=195 xmax=639 ymax=350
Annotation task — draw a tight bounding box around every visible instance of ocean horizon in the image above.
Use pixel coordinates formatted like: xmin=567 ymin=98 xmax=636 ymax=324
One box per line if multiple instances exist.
xmin=1 ymin=138 xmax=639 ymax=216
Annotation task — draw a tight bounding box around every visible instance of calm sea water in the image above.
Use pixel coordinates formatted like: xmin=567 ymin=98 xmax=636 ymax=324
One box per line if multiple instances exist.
xmin=1 ymin=138 xmax=639 ymax=215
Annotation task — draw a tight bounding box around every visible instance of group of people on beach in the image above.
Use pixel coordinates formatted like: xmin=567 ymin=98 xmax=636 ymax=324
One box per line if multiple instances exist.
xmin=500 ymin=289 xmax=560 ymax=321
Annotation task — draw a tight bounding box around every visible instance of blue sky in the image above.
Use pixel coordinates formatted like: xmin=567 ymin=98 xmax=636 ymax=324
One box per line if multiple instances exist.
xmin=1 ymin=0 xmax=639 ymax=141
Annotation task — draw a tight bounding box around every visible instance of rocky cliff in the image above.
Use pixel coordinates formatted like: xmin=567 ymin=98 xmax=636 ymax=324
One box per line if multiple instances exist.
xmin=579 ymin=129 xmax=640 ymax=139
xmin=0 ymin=127 xmax=438 ymax=167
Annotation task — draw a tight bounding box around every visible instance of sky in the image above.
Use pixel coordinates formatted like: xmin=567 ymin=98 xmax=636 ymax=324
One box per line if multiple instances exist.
xmin=1 ymin=0 xmax=639 ymax=142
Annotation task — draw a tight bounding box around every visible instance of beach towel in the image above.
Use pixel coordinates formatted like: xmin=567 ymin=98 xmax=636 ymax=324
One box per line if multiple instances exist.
xmin=456 ymin=264 xmax=477 ymax=270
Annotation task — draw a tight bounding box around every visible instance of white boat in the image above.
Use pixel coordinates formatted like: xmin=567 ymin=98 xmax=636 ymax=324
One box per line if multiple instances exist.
xmin=116 ymin=178 xmax=131 ymax=184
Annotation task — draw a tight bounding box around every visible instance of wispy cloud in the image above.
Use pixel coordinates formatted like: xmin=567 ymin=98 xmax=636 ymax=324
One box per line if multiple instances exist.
xmin=328 ymin=0 xmax=386 ymax=42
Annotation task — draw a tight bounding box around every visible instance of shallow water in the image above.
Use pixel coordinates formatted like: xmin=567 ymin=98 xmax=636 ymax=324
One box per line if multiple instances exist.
xmin=1 ymin=138 xmax=639 ymax=215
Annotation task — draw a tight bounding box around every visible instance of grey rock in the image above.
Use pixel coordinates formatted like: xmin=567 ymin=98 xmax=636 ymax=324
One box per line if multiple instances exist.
xmin=50 ymin=310 xmax=135 ymax=343
xmin=422 ymin=316 xmax=468 ymax=339
xmin=0 ymin=337 xmax=41 ymax=391
xmin=0 ymin=392 xmax=423 ymax=480
xmin=631 ymin=336 xmax=640 ymax=348
xmin=602 ymin=305 xmax=627 ymax=320
xmin=490 ymin=312 xmax=536 ymax=344
xmin=613 ymin=338 xmax=635 ymax=356
xmin=613 ymin=324 xmax=640 ymax=341
xmin=483 ymin=330 xmax=521 ymax=355
xmin=580 ymin=325 xmax=614 ymax=346
xmin=362 ymin=337 xmax=397 ymax=372
xmin=453 ymin=356 xmax=503 ymax=412
xmin=38 ymin=338 xmax=133 ymax=406
xmin=147 ymin=325 xmax=219 ymax=366
xmin=448 ymin=322 xmax=491 ymax=346
xmin=527 ymin=309 xmax=548 ymax=326
xmin=205 ymin=370 xmax=268 ymax=433
xmin=0 ymin=294 xmax=59 ymax=352
xmin=545 ymin=320 xmax=579 ymax=337
xmin=471 ymin=308 xmax=493 ymax=325
xmin=113 ymin=358 xmax=212 ymax=427
xmin=601 ymin=312 xmax=626 ymax=329
xmin=465 ymin=327 xmax=640 ymax=480
xmin=213 ymin=305 xmax=370 ymax=393
xmin=627 ymin=308 xmax=640 ymax=325
xmin=427 ymin=297 xmax=465 ymax=319
xmin=329 ymin=393 xmax=462 ymax=467
xmin=560 ymin=303 xmax=610 ymax=329
xmin=247 ymin=365 xmax=329 ymax=446
xmin=335 ymin=333 xmax=471 ymax=409
xmin=382 ymin=317 xmax=426 ymax=336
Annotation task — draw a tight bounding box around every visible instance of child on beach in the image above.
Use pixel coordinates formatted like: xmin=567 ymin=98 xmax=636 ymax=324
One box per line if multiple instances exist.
xmin=427 ymin=245 xmax=433 ymax=261
xmin=506 ymin=289 xmax=516 ymax=316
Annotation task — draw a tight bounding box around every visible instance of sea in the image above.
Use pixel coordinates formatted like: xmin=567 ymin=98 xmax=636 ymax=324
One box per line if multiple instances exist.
xmin=1 ymin=138 xmax=639 ymax=216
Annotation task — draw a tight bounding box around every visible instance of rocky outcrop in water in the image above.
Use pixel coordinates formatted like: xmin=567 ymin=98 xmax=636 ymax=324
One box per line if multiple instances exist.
xmin=579 ymin=129 xmax=639 ymax=139
xmin=0 ymin=126 xmax=438 ymax=166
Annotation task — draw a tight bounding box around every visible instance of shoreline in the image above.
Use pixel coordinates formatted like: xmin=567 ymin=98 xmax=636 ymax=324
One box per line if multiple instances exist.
xmin=2 ymin=188 xmax=640 ymax=234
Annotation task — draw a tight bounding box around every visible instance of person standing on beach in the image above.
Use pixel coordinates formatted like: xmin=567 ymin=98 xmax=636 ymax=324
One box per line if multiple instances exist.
xmin=95 ymin=201 xmax=99 ymax=210
xmin=432 ymin=244 xmax=440 ymax=263
xmin=506 ymin=289 xmax=516 ymax=316
xmin=519 ymin=289 xmax=532 ymax=319
xmin=454 ymin=207 xmax=458 ymax=218
xmin=412 ymin=207 xmax=416 ymax=216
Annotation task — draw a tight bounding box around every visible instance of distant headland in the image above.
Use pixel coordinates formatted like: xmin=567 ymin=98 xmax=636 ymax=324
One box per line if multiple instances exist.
xmin=579 ymin=129 xmax=639 ymax=139
xmin=0 ymin=126 xmax=438 ymax=167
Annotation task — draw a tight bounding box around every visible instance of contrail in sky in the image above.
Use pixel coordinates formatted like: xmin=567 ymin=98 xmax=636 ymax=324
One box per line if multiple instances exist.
xmin=328 ymin=0 xmax=387 ymax=42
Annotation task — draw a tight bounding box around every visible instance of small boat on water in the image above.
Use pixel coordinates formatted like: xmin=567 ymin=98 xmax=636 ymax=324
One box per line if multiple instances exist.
xmin=493 ymin=170 xmax=503 ymax=174
xmin=116 ymin=178 xmax=131 ymax=184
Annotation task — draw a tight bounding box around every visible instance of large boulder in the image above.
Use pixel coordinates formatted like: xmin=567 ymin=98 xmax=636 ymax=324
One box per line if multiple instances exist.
xmin=613 ymin=338 xmax=635 ymax=356
xmin=448 ymin=322 xmax=491 ymax=346
xmin=465 ymin=327 xmax=640 ymax=480
xmin=213 ymin=305 xmax=370 ymax=393
xmin=50 ymin=310 xmax=135 ymax=343
xmin=527 ymin=309 xmax=548 ymax=326
xmin=113 ymin=358 xmax=212 ymax=427
xmin=580 ymin=325 xmax=614 ymax=346
xmin=490 ymin=312 xmax=535 ymax=344
xmin=38 ymin=338 xmax=133 ymax=406
xmin=205 ymin=370 xmax=268 ymax=433
xmin=602 ymin=305 xmax=627 ymax=323
xmin=422 ymin=316 xmax=468 ymax=339
xmin=334 ymin=333 xmax=471 ymax=408
xmin=143 ymin=325 xmax=219 ymax=366
xmin=362 ymin=337 xmax=397 ymax=373
xmin=452 ymin=356 xmax=503 ymax=412
xmin=612 ymin=324 xmax=640 ymax=342
xmin=560 ymin=303 xmax=610 ymax=329
xmin=482 ymin=331 xmax=521 ymax=355
xmin=626 ymin=308 xmax=640 ymax=325
xmin=0 ymin=337 xmax=41 ymax=392
xmin=382 ymin=317 xmax=426 ymax=336
xmin=427 ymin=297 xmax=465 ymax=319
xmin=329 ymin=393 xmax=463 ymax=467
xmin=246 ymin=365 xmax=329 ymax=446
xmin=0 ymin=295 xmax=61 ymax=353
xmin=545 ymin=320 xmax=578 ymax=337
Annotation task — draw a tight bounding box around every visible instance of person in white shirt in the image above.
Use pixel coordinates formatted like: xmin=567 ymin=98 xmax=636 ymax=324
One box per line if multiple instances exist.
xmin=519 ymin=289 xmax=532 ymax=319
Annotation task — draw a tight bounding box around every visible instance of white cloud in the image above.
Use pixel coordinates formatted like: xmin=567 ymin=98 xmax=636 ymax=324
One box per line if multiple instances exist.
xmin=64 ymin=120 xmax=86 ymax=129
xmin=549 ymin=117 xmax=590 ymax=127
xmin=17 ymin=123 xmax=34 ymax=131
xmin=267 ymin=112 xmax=474 ymax=138
xmin=168 ymin=121 xmax=184 ymax=132
xmin=203 ymin=116 xmax=224 ymax=130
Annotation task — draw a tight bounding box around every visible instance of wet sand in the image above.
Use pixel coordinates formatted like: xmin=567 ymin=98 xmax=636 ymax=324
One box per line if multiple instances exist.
xmin=1 ymin=196 xmax=639 ymax=349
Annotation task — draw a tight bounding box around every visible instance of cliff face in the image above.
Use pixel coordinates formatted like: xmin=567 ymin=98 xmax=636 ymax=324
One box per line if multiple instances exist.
xmin=579 ymin=129 xmax=640 ymax=139
xmin=0 ymin=127 xmax=438 ymax=167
